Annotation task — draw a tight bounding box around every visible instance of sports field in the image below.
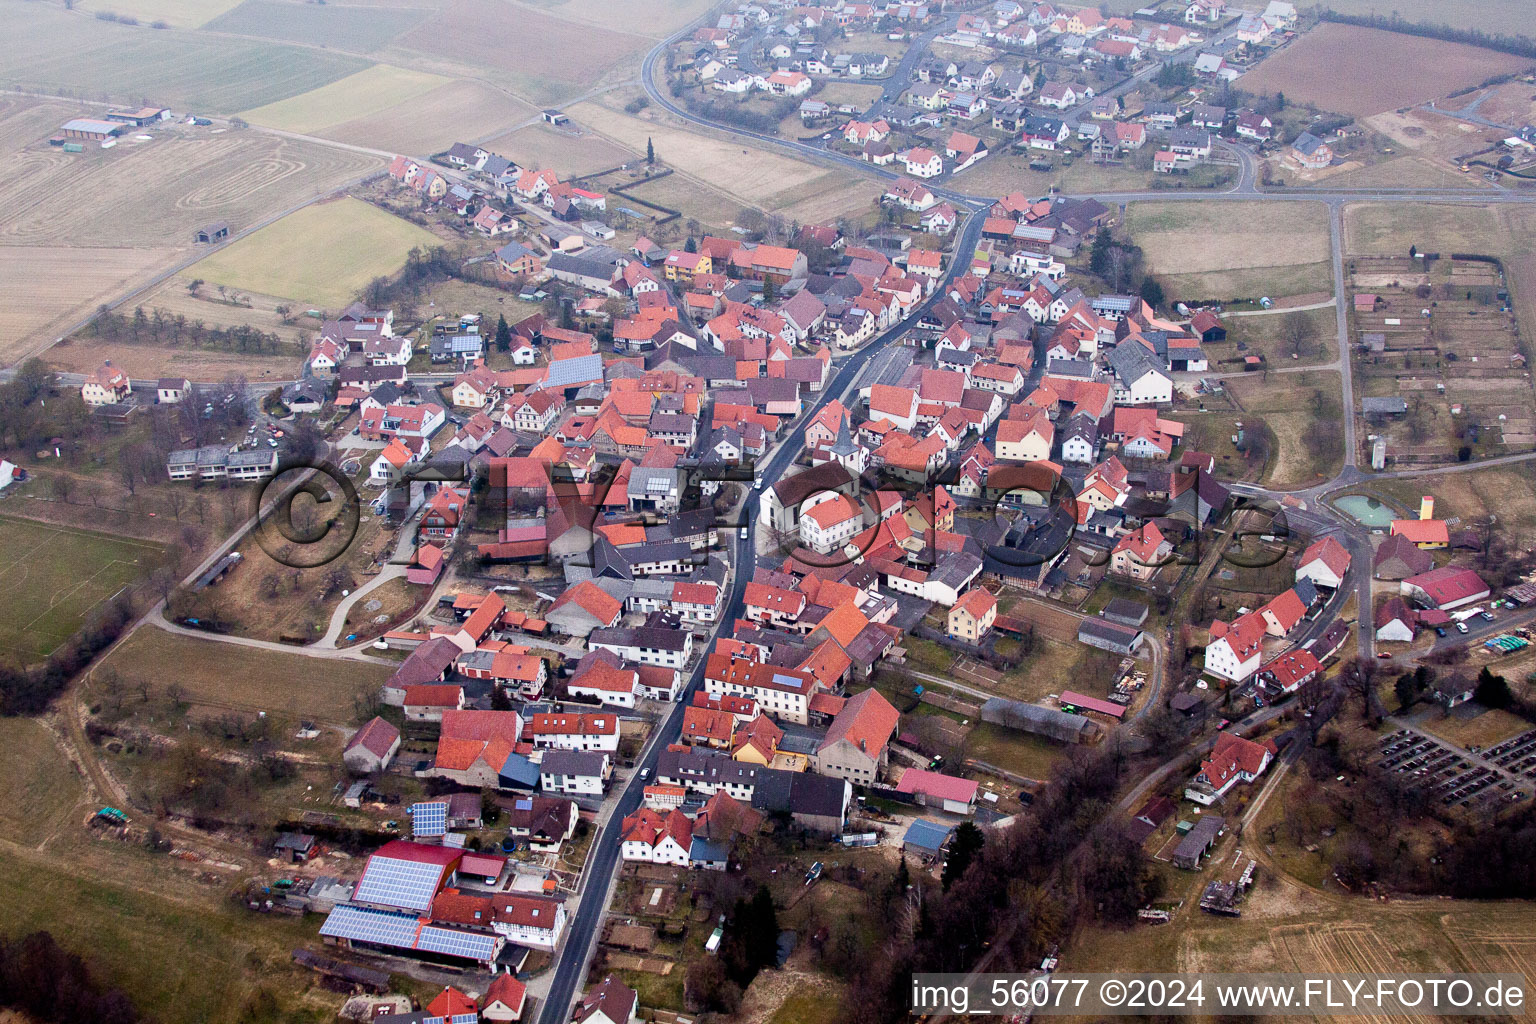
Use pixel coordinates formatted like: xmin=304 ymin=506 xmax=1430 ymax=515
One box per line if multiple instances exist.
xmin=0 ymin=514 xmax=166 ymax=664
xmin=190 ymin=197 xmax=438 ymax=308
xmin=204 ymin=0 xmax=431 ymax=50
xmin=240 ymin=63 xmax=449 ymax=135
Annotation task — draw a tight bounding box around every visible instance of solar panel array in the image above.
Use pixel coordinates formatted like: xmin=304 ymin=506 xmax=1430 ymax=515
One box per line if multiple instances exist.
xmin=352 ymin=854 xmax=446 ymax=911
xmin=320 ymin=905 xmax=499 ymax=966
xmin=410 ymin=800 xmax=447 ymax=838
xmin=319 ymin=904 xmax=421 ymax=949
xmin=415 ymin=924 xmax=499 ymax=964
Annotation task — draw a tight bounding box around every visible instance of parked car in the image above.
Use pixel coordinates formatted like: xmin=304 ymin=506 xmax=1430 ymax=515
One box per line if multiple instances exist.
xmin=1457 ymin=622 xmax=1470 ymax=634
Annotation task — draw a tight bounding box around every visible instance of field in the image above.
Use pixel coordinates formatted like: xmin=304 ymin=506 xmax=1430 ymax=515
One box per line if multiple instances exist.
xmin=1411 ymin=704 xmax=1529 ymax=749
xmin=515 ymin=0 xmax=716 ymax=35
xmin=1344 ymin=201 xmax=1507 ymax=256
xmin=319 ymin=79 xmax=538 ymax=156
xmin=189 ymin=197 xmax=438 ymax=308
xmin=0 ymin=246 xmax=178 ymax=364
xmin=76 ymin=0 xmax=245 ymax=28
xmin=0 ymin=717 xmax=85 ymax=846
xmin=1127 ymin=200 xmax=1333 ymax=302
xmin=94 ymin=626 xmax=392 ymax=723
xmin=0 ymin=514 xmax=167 ymax=664
xmin=1223 ymin=370 xmax=1346 ymax=488
xmin=391 ymin=0 xmax=651 ymax=105
xmin=204 ymin=0 xmax=432 ymax=51
xmin=570 ymin=100 xmax=837 ymax=207
xmin=239 ymin=64 xmax=449 ymax=135
xmin=1236 ymin=24 xmax=1533 ymax=118
xmin=0 ymin=1 xmax=370 ymax=113
xmin=955 ymin=153 xmax=1234 ymax=199
xmin=1302 ymin=0 xmax=1536 ymax=40
xmin=485 ymin=123 xmax=639 ymax=176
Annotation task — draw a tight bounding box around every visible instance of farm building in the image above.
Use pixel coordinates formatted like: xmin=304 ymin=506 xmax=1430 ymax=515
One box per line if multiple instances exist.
xmin=1059 ymin=690 xmax=1126 ymax=722
xmin=195 ymin=221 xmax=231 ymax=244
xmin=105 ymin=107 xmax=169 ymax=126
xmin=980 ymin=697 xmax=1097 ymax=744
xmin=1400 ymin=566 xmax=1489 ymax=611
xmin=1078 ymin=617 xmax=1144 ymax=654
xmin=59 ymin=118 xmax=124 ymax=141
xmin=1172 ymin=814 xmax=1224 ymax=869
xmin=894 ymin=767 xmax=978 ymax=814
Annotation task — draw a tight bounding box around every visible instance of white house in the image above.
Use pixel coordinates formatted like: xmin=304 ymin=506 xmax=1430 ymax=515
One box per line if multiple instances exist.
xmin=1204 ymin=611 xmax=1265 ymax=683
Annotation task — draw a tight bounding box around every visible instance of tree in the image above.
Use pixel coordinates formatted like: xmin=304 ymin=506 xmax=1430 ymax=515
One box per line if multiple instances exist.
xmin=762 ymin=276 xmax=777 ymax=303
xmin=1475 ymin=667 xmax=1511 ymax=708
xmin=684 ymin=236 xmax=698 ymax=253
xmin=646 ymin=136 xmax=656 ymax=165
xmin=494 ymin=313 xmax=512 ymax=354
xmin=1275 ymin=90 xmax=1286 ymax=110
xmin=1281 ymin=312 xmax=1314 ymax=358
xmin=1089 ymin=227 xmax=1113 ymax=277
xmin=942 ymin=821 xmax=984 ymax=890
xmin=1394 ymin=671 xmax=1423 ymax=711
xmin=1340 ymin=656 xmax=1382 ymax=720
xmin=1138 ymin=277 xmax=1165 ymax=310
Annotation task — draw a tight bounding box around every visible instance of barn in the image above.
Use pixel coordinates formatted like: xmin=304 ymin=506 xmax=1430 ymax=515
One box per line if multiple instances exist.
xmin=60 ymin=118 xmax=124 ymax=142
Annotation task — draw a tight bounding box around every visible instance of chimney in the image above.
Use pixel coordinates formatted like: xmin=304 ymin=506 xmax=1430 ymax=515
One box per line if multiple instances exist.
xmin=1419 ymin=496 xmax=1435 ymax=521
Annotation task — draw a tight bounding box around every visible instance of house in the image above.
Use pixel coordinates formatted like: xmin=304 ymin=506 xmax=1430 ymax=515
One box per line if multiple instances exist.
xmin=814 ymin=688 xmax=899 ymax=785
xmin=1257 ymin=649 xmax=1322 ymax=697
xmin=947 ymin=587 xmax=997 ymax=641
xmin=620 ymin=807 xmax=693 ymax=865
xmin=1037 ymin=82 xmax=1077 ymax=110
xmin=1390 ymin=517 xmax=1449 ymax=549
xmin=480 ymin=974 xmax=528 ymax=1023
xmin=343 ymin=717 xmax=401 ymax=774
xmin=944 ymin=130 xmax=988 ymax=171
xmin=1287 ymin=132 xmax=1334 ymax=170
xmin=504 ymin=795 xmax=579 ymax=852
xmin=1110 ymin=521 xmax=1171 ymax=581
xmin=885 ymin=177 xmax=937 ymax=211
xmin=1375 ymin=596 xmax=1417 ymax=642
xmin=1235 ymin=111 xmax=1273 ymax=141
xmin=546 ymin=581 xmax=624 ymax=637
xmin=1185 ymin=732 xmax=1276 ymax=805
xmin=527 ymin=712 xmax=621 ymax=753
xmin=900 ymin=147 xmax=944 ymax=178
xmin=495 ymin=240 xmax=544 ymax=276
xmin=540 ymin=750 xmax=610 ymax=797
xmin=1373 ymin=533 xmax=1434 ymax=580
xmin=1296 ymin=536 xmax=1350 ymax=589
xmin=576 ymin=978 xmax=638 ymax=1024
xmin=82 ymin=361 xmax=131 ymax=406
xmin=1204 ymin=610 xmax=1266 ymax=683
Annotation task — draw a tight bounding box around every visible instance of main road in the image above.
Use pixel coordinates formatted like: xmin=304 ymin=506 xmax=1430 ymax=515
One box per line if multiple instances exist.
xmin=534 ymin=209 xmax=987 ymax=1024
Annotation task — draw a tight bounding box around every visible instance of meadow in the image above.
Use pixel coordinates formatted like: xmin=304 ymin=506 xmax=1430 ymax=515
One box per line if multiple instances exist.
xmin=1127 ymin=199 xmax=1333 ymax=301
xmin=189 ymin=197 xmax=438 ymax=308
xmin=93 ymin=626 xmax=393 ymax=722
xmin=0 ymin=514 xmax=167 ymax=665
xmin=320 ymin=79 xmax=538 ymax=156
xmin=239 ymin=64 xmax=449 ymax=135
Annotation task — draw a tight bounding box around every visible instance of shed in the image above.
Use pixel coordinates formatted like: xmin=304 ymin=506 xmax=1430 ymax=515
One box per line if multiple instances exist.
xmin=1172 ymin=814 xmax=1224 ymax=869
xmin=980 ymin=698 xmax=1096 ymax=744
xmin=902 ymin=818 xmax=955 ymax=859
xmin=195 ymin=221 xmax=230 ymax=244
xmin=1101 ymin=597 xmax=1149 ymax=628
xmin=1077 ymin=617 xmax=1143 ymax=655
xmin=274 ymin=831 xmax=318 ymax=863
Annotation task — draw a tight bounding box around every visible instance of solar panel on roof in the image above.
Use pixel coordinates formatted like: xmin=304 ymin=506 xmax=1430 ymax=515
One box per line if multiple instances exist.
xmin=514 ymin=798 xmax=533 ymax=810
xmin=352 ymin=855 xmax=447 ymax=911
xmin=319 ymin=904 xmax=422 ymax=949
xmin=415 ymin=924 xmax=500 ymax=963
xmin=410 ymin=801 xmax=448 ymax=838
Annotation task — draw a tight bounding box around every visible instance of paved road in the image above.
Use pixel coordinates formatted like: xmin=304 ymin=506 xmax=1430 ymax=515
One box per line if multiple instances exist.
xmin=535 ymin=210 xmax=987 ymax=1024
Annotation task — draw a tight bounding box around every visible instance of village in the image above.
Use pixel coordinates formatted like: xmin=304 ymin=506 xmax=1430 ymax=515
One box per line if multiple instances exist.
xmin=9 ymin=0 xmax=1536 ymax=1022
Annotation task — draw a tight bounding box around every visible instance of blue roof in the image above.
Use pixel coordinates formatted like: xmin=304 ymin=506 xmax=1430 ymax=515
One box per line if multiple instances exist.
xmin=903 ymin=818 xmax=954 ymax=852
xmin=690 ymin=836 xmax=729 ymax=863
xmin=498 ymin=752 xmax=541 ymax=789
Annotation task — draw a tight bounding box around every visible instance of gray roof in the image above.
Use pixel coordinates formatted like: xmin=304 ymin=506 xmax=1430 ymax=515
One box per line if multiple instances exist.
xmin=979 ymin=698 xmax=1094 ymax=743
xmin=1292 ymin=131 xmax=1328 ymax=156
xmin=540 ymin=354 xmax=604 ymax=390
xmin=1361 ymin=396 xmax=1407 ymax=414
xmin=751 ymin=767 xmax=848 ymax=818
xmin=1173 ymin=814 xmax=1224 ymax=863
xmin=1108 ymin=340 xmax=1171 ymax=385
xmin=539 ymin=749 xmax=607 ymax=778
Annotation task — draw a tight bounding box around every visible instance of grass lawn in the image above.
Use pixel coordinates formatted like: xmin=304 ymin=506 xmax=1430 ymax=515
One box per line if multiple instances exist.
xmin=1366 ymin=465 xmax=1536 ymax=533
xmin=1212 ymin=307 xmax=1337 ymax=367
xmin=963 ymin=721 xmax=1068 ymax=780
xmin=1128 ymin=199 xmax=1333 ymax=303
xmin=768 ymin=988 xmax=845 ymax=1024
xmin=1343 ymin=202 xmax=1505 ymax=257
xmin=92 ymin=626 xmax=392 ymax=724
xmin=239 ymin=64 xmax=449 ymax=134
xmin=191 ymin=197 xmax=438 ymax=309
xmin=1412 ymin=705 xmax=1530 ymax=749
xmin=0 ymin=513 xmax=167 ymax=664
xmin=1224 ymin=370 xmax=1345 ymax=488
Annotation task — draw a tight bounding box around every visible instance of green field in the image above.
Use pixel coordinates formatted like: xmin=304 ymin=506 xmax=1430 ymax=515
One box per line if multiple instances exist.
xmin=0 ymin=717 xmax=84 ymax=845
xmin=0 ymin=1 xmax=369 ymax=113
xmin=77 ymin=0 xmax=244 ymax=28
xmin=94 ymin=626 xmax=393 ymax=723
xmin=240 ymin=63 xmax=450 ymax=134
xmin=191 ymin=197 xmax=438 ymax=308
xmin=0 ymin=514 xmax=165 ymax=664
xmin=204 ymin=0 xmax=431 ymax=50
